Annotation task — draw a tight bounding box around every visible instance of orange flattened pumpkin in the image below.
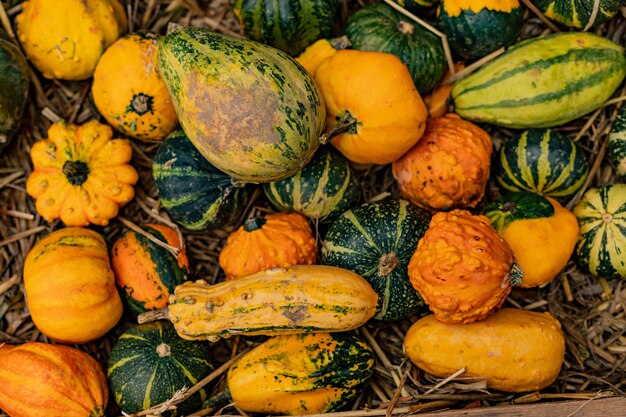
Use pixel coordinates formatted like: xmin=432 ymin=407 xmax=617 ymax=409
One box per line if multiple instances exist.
xmin=408 ymin=210 xmax=522 ymax=324
xmin=392 ymin=114 xmax=492 ymax=211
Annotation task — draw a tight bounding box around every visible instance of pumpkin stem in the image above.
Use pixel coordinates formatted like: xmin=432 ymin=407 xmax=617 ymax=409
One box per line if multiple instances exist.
xmin=202 ymin=388 xmax=232 ymax=411
xmin=62 ymin=160 xmax=90 ymax=186
xmin=378 ymin=252 xmax=400 ymax=276
xmin=508 ymin=262 xmax=524 ymax=286
xmin=501 ymin=201 xmax=517 ymax=214
xmin=243 ymin=217 xmax=267 ymax=232
xmin=319 ymin=111 xmax=358 ymax=144
xmin=156 ymin=343 xmax=172 ymax=358
xmin=397 ymin=20 xmax=415 ymax=35
xmin=138 ymin=308 xmax=169 ymax=324
xmin=330 ymin=35 xmax=351 ymax=50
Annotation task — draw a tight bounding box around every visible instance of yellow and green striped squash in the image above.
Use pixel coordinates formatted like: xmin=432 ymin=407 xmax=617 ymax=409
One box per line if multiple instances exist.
xmin=534 ymin=0 xmax=623 ymax=29
xmin=608 ymin=106 xmax=626 ymax=180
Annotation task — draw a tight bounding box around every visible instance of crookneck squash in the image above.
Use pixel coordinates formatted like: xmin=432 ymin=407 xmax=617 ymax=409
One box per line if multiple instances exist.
xmin=608 ymin=106 xmax=626 ymax=180
xmin=534 ymin=0 xmax=623 ymax=29
xmin=295 ymin=36 xmax=350 ymax=77
xmin=0 ymin=29 xmax=29 ymax=153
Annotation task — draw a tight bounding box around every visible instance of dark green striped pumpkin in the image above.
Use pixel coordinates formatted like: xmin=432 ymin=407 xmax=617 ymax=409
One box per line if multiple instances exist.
xmin=108 ymin=321 xmax=214 ymax=416
xmin=153 ymin=130 xmax=251 ymax=231
xmin=608 ymin=106 xmax=626 ymax=180
xmin=494 ymin=129 xmax=589 ymax=203
xmin=0 ymin=29 xmax=29 ymax=153
xmin=344 ymin=3 xmax=446 ymax=93
xmin=321 ymin=199 xmax=430 ymax=321
xmin=392 ymin=0 xmax=439 ymax=12
xmin=263 ymin=146 xmax=360 ymax=222
xmin=534 ymin=0 xmax=623 ymax=29
xmin=573 ymin=185 xmax=626 ymax=280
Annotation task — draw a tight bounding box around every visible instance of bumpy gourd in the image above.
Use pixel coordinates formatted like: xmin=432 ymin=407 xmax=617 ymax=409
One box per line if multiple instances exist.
xmin=0 ymin=29 xmax=29 ymax=153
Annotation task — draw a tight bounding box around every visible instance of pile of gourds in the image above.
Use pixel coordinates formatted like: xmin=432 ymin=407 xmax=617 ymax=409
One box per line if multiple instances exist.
xmin=1 ymin=0 xmax=626 ymax=416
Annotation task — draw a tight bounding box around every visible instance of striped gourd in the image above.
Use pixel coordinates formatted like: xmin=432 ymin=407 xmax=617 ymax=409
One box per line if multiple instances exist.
xmin=263 ymin=147 xmax=360 ymax=222
xmin=573 ymin=185 xmax=626 ymax=279
xmin=534 ymin=0 xmax=623 ymax=29
xmin=608 ymin=106 xmax=626 ymax=180
xmin=108 ymin=321 xmax=213 ymax=416
xmin=393 ymin=0 xmax=439 ymax=11
xmin=451 ymin=32 xmax=626 ymax=128
xmin=494 ymin=129 xmax=589 ymax=202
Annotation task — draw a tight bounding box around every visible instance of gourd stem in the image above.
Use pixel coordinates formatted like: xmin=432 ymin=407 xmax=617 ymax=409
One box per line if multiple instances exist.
xmin=243 ymin=217 xmax=267 ymax=232
xmin=330 ymin=35 xmax=351 ymax=50
xmin=202 ymin=389 xmax=232 ymax=411
xmin=378 ymin=252 xmax=400 ymax=276
xmin=137 ymin=308 xmax=169 ymax=324
xmin=508 ymin=262 xmax=524 ymax=286
xmin=319 ymin=112 xmax=358 ymax=145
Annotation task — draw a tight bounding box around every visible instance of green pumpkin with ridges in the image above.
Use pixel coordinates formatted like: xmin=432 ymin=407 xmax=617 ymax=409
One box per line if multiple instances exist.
xmin=608 ymin=106 xmax=626 ymax=181
xmin=0 ymin=29 xmax=29 ymax=153
xmin=321 ymin=199 xmax=430 ymax=321
xmin=344 ymin=3 xmax=446 ymax=93
xmin=157 ymin=28 xmax=325 ymax=182
xmin=534 ymin=0 xmax=623 ymax=29
xmin=392 ymin=0 xmax=439 ymax=11
xmin=153 ymin=130 xmax=251 ymax=231
xmin=451 ymin=32 xmax=626 ymax=128
xmin=108 ymin=321 xmax=214 ymax=416
xmin=494 ymin=129 xmax=589 ymax=203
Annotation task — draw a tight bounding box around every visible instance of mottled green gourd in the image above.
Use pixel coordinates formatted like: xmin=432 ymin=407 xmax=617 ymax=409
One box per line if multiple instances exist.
xmin=392 ymin=0 xmax=439 ymax=11
xmin=608 ymin=106 xmax=626 ymax=180
xmin=534 ymin=0 xmax=623 ymax=29
xmin=0 ymin=29 xmax=29 ymax=153
xmin=322 ymin=199 xmax=430 ymax=321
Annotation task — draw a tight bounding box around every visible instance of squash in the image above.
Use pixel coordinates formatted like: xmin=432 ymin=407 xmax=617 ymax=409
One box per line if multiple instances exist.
xmin=232 ymin=0 xmax=338 ymax=56
xmin=404 ymin=309 xmax=565 ymax=392
xmin=392 ymin=114 xmax=492 ymax=212
xmin=344 ymin=3 xmax=446 ymax=93
xmin=321 ymin=199 xmax=430 ymax=321
xmin=108 ymin=321 xmax=213 ymax=416
xmin=485 ymin=192 xmax=579 ymax=288
xmin=608 ymin=106 xmax=626 ymax=180
xmin=157 ymin=28 xmax=325 ymax=183
xmin=494 ymin=129 xmax=589 ymax=203
xmin=424 ymin=62 xmax=464 ymax=118
xmin=408 ymin=210 xmax=522 ymax=324
xmin=111 ymin=224 xmax=190 ymax=314
xmin=139 ymin=265 xmax=378 ymax=342
xmin=16 ymin=0 xmax=126 ymax=80
xmin=26 ymin=120 xmax=139 ymax=227
xmin=23 ymin=227 xmax=123 ymax=343
xmin=263 ymin=147 xmax=360 ymax=222
xmin=438 ymin=0 xmax=523 ymax=59
xmin=219 ymin=213 xmax=317 ymax=279
xmin=92 ymin=33 xmax=178 ymax=142
xmin=0 ymin=29 xmax=29 ymax=153
xmin=315 ymin=50 xmax=428 ymax=165
xmin=573 ymin=184 xmax=626 ymax=279
xmin=227 ymin=332 xmax=374 ymax=415
xmin=451 ymin=32 xmax=626 ymax=128
xmin=534 ymin=0 xmax=623 ymax=29
xmin=0 ymin=342 xmax=108 ymax=417
xmin=295 ymin=36 xmax=350 ymax=77
xmin=392 ymin=0 xmax=439 ymax=11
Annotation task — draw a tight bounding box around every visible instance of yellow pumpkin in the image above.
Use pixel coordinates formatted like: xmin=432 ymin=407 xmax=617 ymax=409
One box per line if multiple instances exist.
xmin=92 ymin=33 xmax=178 ymax=141
xmin=26 ymin=120 xmax=139 ymax=227
xmin=295 ymin=36 xmax=350 ymax=77
xmin=16 ymin=0 xmax=127 ymax=80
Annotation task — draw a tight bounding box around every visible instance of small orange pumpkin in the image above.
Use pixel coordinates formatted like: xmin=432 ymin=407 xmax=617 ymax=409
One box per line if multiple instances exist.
xmin=295 ymin=36 xmax=350 ymax=77
xmin=424 ymin=63 xmax=465 ymax=118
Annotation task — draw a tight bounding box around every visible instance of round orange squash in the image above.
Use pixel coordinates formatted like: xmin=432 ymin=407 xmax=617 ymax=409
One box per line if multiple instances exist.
xmin=423 ymin=63 xmax=465 ymax=118
xmin=23 ymin=227 xmax=123 ymax=343
xmin=295 ymin=36 xmax=350 ymax=77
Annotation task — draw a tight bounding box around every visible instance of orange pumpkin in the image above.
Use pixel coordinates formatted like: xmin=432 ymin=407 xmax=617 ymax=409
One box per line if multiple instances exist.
xmin=424 ymin=63 xmax=465 ymax=118
xmin=295 ymin=36 xmax=350 ymax=77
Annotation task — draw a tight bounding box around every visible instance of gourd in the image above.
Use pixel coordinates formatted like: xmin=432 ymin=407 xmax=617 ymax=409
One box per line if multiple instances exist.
xmin=138 ymin=265 xmax=378 ymax=342
xmin=26 ymin=120 xmax=139 ymax=226
xmin=404 ymin=309 xmax=565 ymax=392
xmin=534 ymin=0 xmax=623 ymax=29
xmin=0 ymin=29 xmax=29 ymax=153
xmin=321 ymin=199 xmax=430 ymax=321
xmin=392 ymin=0 xmax=439 ymax=11
xmin=92 ymin=33 xmax=178 ymax=141
xmin=408 ymin=210 xmax=522 ymax=324
xmin=16 ymin=0 xmax=127 ymax=80
xmin=157 ymin=27 xmax=325 ymax=182
xmin=111 ymin=224 xmax=190 ymax=314
xmin=315 ymin=50 xmax=428 ymax=165
xmin=295 ymin=36 xmax=350 ymax=77
xmin=485 ymin=192 xmax=579 ymax=288
xmin=451 ymin=32 xmax=626 ymax=128
xmin=392 ymin=114 xmax=492 ymax=211
xmin=153 ymin=130 xmax=251 ymax=231
xmin=494 ymin=129 xmax=589 ymax=203
xmin=608 ymin=106 xmax=626 ymax=180
xmin=23 ymin=227 xmax=123 ymax=343
xmin=423 ymin=62 xmax=464 ymax=118
xmin=108 ymin=321 xmax=213 ymax=416
xmin=0 ymin=342 xmax=108 ymax=417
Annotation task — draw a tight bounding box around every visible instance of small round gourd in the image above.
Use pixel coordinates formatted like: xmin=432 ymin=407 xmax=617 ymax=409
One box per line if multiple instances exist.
xmin=608 ymin=106 xmax=626 ymax=180
xmin=0 ymin=29 xmax=29 ymax=153
xmin=534 ymin=0 xmax=623 ymax=29
xmin=392 ymin=0 xmax=439 ymax=11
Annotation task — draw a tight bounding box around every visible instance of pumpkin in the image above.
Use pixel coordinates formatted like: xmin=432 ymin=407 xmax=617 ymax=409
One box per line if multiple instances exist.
xmin=157 ymin=27 xmax=325 ymax=182
xmin=227 ymin=332 xmax=374 ymax=415
xmin=219 ymin=213 xmax=317 ymax=279
xmin=139 ymin=265 xmax=378 ymax=342
xmin=423 ymin=62 xmax=464 ymax=119
xmin=111 ymin=224 xmax=190 ymax=314
xmin=344 ymin=3 xmax=446 ymax=94
xmin=494 ymin=129 xmax=589 ymax=203
xmin=0 ymin=29 xmax=29 ymax=153
xmin=26 ymin=120 xmax=139 ymax=226
xmin=153 ymin=130 xmax=251 ymax=231
xmin=23 ymin=227 xmax=123 ymax=343
xmin=404 ymin=309 xmax=565 ymax=392
xmin=321 ymin=199 xmax=430 ymax=321
xmin=263 ymin=147 xmax=360 ymax=222
xmin=108 ymin=321 xmax=213 ymax=416
xmin=408 ymin=210 xmax=522 ymax=324
xmin=608 ymin=106 xmax=626 ymax=180
xmin=392 ymin=114 xmax=492 ymax=212
xmin=438 ymin=0 xmax=523 ymax=59
xmin=485 ymin=192 xmax=579 ymax=288
xmin=295 ymin=36 xmax=350 ymax=77
xmin=16 ymin=0 xmax=126 ymax=80
xmin=392 ymin=0 xmax=439 ymax=11
xmin=315 ymin=50 xmax=428 ymax=165
xmin=573 ymin=184 xmax=626 ymax=280
xmin=92 ymin=33 xmax=178 ymax=142
xmin=534 ymin=0 xmax=623 ymax=29
xmin=0 ymin=342 xmax=108 ymax=417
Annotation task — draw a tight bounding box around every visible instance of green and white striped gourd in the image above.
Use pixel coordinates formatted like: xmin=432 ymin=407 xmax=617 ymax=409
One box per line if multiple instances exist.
xmin=608 ymin=106 xmax=626 ymax=180
xmin=534 ymin=0 xmax=623 ymax=29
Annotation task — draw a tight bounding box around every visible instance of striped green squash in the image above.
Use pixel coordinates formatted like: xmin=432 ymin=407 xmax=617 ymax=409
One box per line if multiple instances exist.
xmin=108 ymin=321 xmax=213 ymax=416
xmin=344 ymin=3 xmax=446 ymax=93
xmin=534 ymin=0 xmax=623 ymax=29
xmin=573 ymin=185 xmax=626 ymax=279
xmin=494 ymin=129 xmax=589 ymax=202
xmin=321 ymin=199 xmax=430 ymax=321
xmin=608 ymin=106 xmax=626 ymax=180
xmin=392 ymin=0 xmax=439 ymax=11
xmin=153 ymin=130 xmax=250 ymax=231
xmin=263 ymin=147 xmax=360 ymax=222
xmin=451 ymin=32 xmax=626 ymax=128
xmin=0 ymin=29 xmax=28 ymax=153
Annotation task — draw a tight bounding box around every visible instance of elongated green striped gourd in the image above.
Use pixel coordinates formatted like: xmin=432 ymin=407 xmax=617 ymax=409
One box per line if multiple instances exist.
xmin=608 ymin=106 xmax=626 ymax=180
xmin=534 ymin=0 xmax=623 ymax=29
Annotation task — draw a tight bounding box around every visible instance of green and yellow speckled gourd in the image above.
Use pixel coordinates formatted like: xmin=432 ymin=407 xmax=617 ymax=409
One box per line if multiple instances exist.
xmin=534 ymin=0 xmax=623 ymax=29
xmin=608 ymin=106 xmax=626 ymax=180
xmin=0 ymin=29 xmax=28 ymax=153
